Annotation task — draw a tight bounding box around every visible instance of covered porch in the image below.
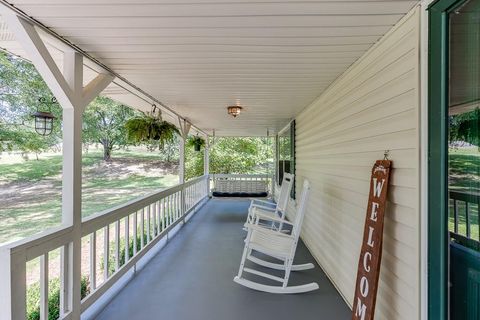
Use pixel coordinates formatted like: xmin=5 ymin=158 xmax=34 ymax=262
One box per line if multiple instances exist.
xmin=0 ymin=1 xmax=424 ymax=320
xmin=95 ymin=198 xmax=350 ymax=320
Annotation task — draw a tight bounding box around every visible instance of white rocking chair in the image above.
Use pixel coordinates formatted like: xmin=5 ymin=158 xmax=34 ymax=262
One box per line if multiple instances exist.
xmin=245 ymin=173 xmax=294 ymax=228
xmin=234 ymin=180 xmax=319 ymax=294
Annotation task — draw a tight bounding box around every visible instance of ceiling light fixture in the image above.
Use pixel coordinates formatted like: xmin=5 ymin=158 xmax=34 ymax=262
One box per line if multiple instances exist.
xmin=227 ymin=105 xmax=242 ymax=118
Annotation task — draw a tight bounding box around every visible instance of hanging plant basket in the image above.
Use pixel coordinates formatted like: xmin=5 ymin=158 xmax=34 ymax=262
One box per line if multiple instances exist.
xmin=125 ymin=113 xmax=179 ymax=147
xmin=187 ymin=136 xmax=206 ymax=151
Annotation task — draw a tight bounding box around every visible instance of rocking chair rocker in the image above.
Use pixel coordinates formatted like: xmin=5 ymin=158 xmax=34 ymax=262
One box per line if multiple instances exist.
xmin=234 ymin=180 xmax=319 ymax=294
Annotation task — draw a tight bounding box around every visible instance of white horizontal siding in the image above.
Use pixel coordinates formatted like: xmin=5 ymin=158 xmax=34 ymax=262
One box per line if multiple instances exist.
xmin=279 ymin=7 xmax=420 ymax=320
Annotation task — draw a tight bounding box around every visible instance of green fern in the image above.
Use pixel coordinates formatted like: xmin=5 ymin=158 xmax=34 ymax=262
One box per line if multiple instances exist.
xmin=187 ymin=136 xmax=206 ymax=151
xmin=125 ymin=113 xmax=179 ymax=147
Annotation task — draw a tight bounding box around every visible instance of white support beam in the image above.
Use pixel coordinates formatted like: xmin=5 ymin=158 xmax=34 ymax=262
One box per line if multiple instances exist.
xmin=63 ymin=49 xmax=83 ymax=105
xmin=0 ymin=8 xmax=114 ymax=320
xmin=61 ymin=90 xmax=83 ymax=319
xmin=82 ymin=73 xmax=115 ymax=109
xmin=60 ymin=51 xmax=112 ymax=320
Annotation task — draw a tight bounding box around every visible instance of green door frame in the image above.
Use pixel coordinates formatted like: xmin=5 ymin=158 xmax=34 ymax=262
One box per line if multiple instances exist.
xmin=428 ymin=0 xmax=469 ymax=319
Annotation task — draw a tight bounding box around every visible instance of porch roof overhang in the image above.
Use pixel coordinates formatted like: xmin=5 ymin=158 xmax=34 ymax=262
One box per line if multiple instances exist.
xmin=0 ymin=0 xmax=418 ymax=136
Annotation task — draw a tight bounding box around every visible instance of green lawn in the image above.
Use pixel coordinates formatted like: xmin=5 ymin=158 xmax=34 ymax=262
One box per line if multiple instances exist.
xmin=3 ymin=146 xmax=479 ymax=245
xmin=0 ymin=149 xmax=178 ymax=244
xmin=449 ymin=147 xmax=480 ymax=241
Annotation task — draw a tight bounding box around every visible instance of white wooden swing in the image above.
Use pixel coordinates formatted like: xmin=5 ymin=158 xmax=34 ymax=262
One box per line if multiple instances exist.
xmin=245 ymin=173 xmax=294 ymax=227
xmin=234 ymin=180 xmax=319 ymax=294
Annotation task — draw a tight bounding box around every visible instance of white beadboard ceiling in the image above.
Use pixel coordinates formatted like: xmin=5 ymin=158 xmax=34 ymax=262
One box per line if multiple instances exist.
xmin=0 ymin=0 xmax=418 ymax=136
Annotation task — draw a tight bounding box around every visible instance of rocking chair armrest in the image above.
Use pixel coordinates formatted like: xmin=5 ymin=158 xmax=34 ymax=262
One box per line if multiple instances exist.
xmin=254 ymin=212 xmax=293 ymax=226
xmin=250 ymin=204 xmax=276 ymax=212
xmin=251 ymin=199 xmax=276 ymax=207
xmin=243 ymin=223 xmax=293 ymax=239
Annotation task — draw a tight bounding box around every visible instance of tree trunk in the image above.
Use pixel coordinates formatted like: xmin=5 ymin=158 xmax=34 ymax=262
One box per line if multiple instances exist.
xmin=102 ymin=139 xmax=112 ymax=161
xmin=104 ymin=147 xmax=111 ymax=161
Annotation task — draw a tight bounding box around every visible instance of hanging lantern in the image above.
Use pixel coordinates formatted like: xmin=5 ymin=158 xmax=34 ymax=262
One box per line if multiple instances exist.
xmin=32 ymin=97 xmax=56 ymax=136
xmin=227 ymin=105 xmax=242 ymax=118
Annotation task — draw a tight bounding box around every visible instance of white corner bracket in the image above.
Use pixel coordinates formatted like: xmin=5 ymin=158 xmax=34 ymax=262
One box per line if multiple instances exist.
xmin=0 ymin=6 xmax=114 ymax=111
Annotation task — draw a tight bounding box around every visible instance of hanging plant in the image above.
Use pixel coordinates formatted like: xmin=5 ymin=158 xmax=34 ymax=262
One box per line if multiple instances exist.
xmin=125 ymin=110 xmax=179 ymax=148
xmin=187 ymin=136 xmax=206 ymax=151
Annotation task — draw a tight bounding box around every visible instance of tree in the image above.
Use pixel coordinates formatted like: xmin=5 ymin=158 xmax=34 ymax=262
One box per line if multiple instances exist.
xmin=209 ymin=137 xmax=272 ymax=174
xmin=0 ymin=51 xmax=62 ymax=155
xmin=83 ymin=96 xmax=136 ymax=161
xmin=449 ymin=109 xmax=480 ymax=148
xmin=184 ymin=137 xmax=273 ymax=180
xmin=185 ymin=143 xmax=204 ymax=180
xmin=145 ymin=135 xmax=180 ymax=163
xmin=0 ymin=123 xmax=16 ymax=152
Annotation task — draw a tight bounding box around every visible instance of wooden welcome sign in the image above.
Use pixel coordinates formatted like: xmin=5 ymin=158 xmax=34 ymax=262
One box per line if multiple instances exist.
xmin=352 ymin=159 xmax=392 ymax=320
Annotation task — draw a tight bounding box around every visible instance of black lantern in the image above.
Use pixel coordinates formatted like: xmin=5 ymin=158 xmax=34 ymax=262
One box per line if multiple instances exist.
xmin=32 ymin=97 xmax=56 ymax=136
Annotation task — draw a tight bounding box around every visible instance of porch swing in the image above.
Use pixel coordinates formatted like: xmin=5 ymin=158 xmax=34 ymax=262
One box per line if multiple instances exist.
xmin=212 ymin=133 xmax=270 ymax=198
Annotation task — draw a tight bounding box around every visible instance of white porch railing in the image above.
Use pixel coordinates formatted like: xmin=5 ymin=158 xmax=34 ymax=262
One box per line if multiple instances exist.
xmin=0 ymin=175 xmax=209 ymax=320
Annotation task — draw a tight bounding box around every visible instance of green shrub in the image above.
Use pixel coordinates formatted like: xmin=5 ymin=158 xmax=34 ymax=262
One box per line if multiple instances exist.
xmin=27 ymin=276 xmax=89 ymax=320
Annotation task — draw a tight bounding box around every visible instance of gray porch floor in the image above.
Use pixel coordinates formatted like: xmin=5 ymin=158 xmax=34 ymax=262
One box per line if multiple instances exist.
xmin=96 ymin=198 xmax=351 ymax=320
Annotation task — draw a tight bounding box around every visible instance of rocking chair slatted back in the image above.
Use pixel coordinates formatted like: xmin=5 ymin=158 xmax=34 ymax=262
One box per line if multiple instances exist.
xmin=291 ymin=179 xmax=310 ymax=239
xmin=276 ymin=173 xmax=294 ymax=215
xmin=245 ymin=173 xmax=294 ymax=226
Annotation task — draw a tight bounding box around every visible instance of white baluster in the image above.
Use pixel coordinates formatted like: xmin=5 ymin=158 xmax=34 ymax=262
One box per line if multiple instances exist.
xmin=125 ymin=215 xmax=130 ymax=263
xmin=133 ymin=211 xmax=138 ymax=256
xmin=90 ymin=232 xmax=96 ymax=290
xmin=115 ymin=221 xmax=120 ymax=271
xmin=40 ymin=254 xmax=49 ymax=320
xmin=103 ymin=226 xmax=109 ymax=281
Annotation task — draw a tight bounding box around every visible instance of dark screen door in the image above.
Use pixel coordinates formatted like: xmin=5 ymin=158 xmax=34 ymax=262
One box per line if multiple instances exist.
xmin=447 ymin=0 xmax=480 ymax=318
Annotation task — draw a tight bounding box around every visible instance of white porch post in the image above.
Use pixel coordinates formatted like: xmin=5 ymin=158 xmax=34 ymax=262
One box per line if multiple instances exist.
xmin=178 ymin=118 xmax=191 ymax=184
xmin=178 ymin=119 xmax=191 ymax=221
xmin=178 ymin=136 xmax=186 ymax=220
xmin=204 ymin=137 xmax=210 ymax=176
xmin=179 ymin=137 xmax=186 ymax=184
xmin=0 ymin=8 xmax=113 ymax=319
xmin=0 ymin=247 xmax=27 ymax=320
xmin=273 ymin=134 xmax=278 ymax=197
xmin=204 ymin=137 xmax=210 ymax=195
xmin=59 ymin=51 xmax=84 ymax=319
